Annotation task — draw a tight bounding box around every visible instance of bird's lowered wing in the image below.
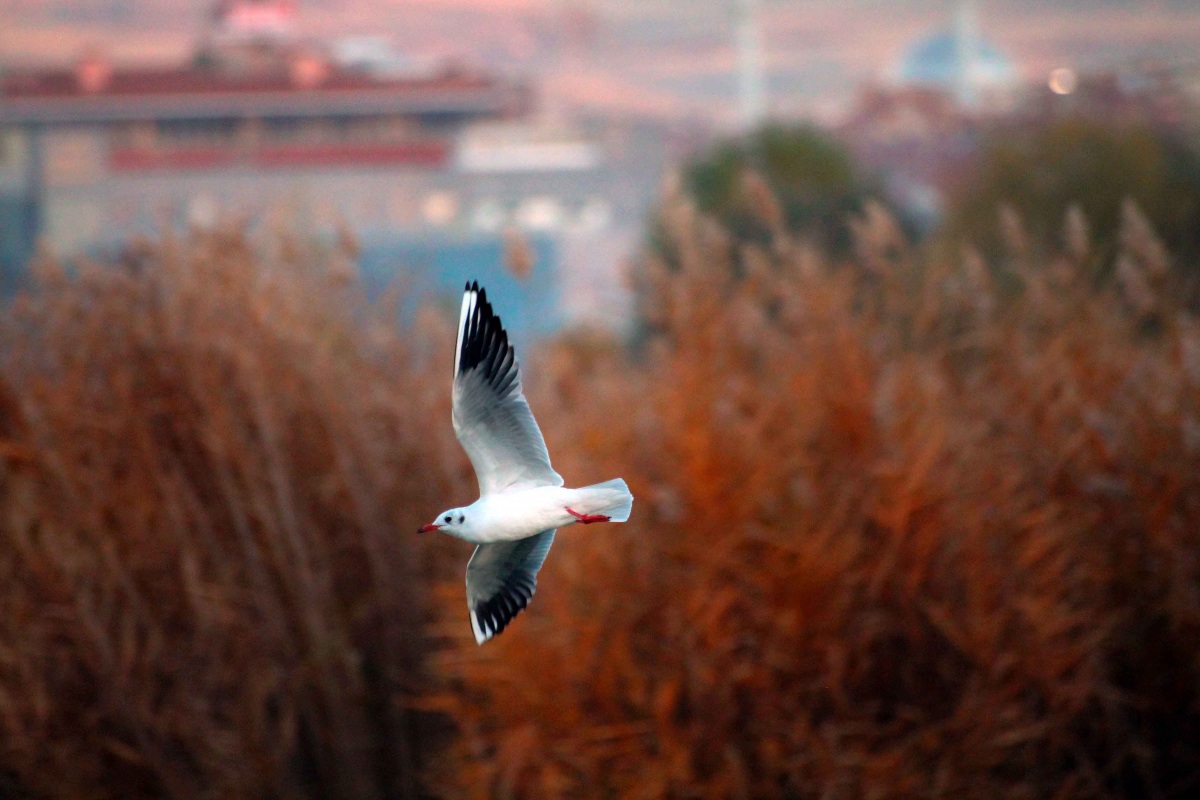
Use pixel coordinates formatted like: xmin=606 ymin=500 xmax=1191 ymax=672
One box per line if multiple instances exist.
xmin=453 ymin=282 xmax=562 ymax=495
xmin=466 ymin=529 xmax=555 ymax=644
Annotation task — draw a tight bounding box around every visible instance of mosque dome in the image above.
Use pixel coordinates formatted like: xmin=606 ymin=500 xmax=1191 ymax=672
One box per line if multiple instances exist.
xmin=891 ymin=2 xmax=1018 ymax=107
xmin=898 ymin=33 xmax=1015 ymax=88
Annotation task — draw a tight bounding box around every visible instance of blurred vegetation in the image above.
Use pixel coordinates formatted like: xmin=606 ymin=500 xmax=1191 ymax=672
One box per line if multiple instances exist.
xmin=0 ymin=180 xmax=1199 ymax=798
xmin=944 ymin=118 xmax=1200 ymax=276
xmin=675 ymin=124 xmax=897 ymax=257
xmin=0 ymin=229 xmax=468 ymax=798
xmin=432 ymin=196 xmax=1200 ymax=799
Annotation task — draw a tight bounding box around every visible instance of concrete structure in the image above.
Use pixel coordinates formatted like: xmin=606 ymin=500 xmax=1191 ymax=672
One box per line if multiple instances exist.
xmin=0 ymin=57 xmax=528 ymax=253
xmin=0 ymin=1 xmax=677 ymax=332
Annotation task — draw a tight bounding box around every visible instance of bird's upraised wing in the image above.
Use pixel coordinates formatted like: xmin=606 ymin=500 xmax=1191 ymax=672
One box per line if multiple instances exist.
xmin=465 ymin=529 xmax=555 ymax=644
xmin=453 ymin=282 xmax=562 ymax=495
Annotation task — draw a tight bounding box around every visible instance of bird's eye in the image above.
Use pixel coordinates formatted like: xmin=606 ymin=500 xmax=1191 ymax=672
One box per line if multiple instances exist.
xmin=444 ymin=515 xmax=452 ymax=523
xmin=458 ymin=515 xmax=465 ymax=524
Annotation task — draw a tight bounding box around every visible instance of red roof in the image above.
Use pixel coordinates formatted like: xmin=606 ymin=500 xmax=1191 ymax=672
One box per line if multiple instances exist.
xmin=1 ymin=65 xmax=494 ymax=100
xmin=0 ymin=62 xmax=527 ymax=124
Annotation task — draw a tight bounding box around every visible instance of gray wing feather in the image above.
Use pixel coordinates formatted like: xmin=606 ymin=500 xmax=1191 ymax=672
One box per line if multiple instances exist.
xmin=453 ymin=283 xmax=562 ymax=495
xmin=466 ymin=530 xmax=556 ymax=644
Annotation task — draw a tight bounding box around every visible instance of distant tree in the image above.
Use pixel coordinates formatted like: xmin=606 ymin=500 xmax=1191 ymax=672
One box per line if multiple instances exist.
xmin=677 ymin=124 xmax=893 ymax=256
xmin=944 ymin=118 xmax=1200 ymax=273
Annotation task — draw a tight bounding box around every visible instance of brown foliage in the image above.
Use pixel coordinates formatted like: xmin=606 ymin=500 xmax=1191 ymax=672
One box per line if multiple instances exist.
xmin=0 ymin=198 xmax=1198 ymax=798
xmin=427 ymin=201 xmax=1200 ymax=798
xmin=0 ymin=227 xmax=463 ymax=798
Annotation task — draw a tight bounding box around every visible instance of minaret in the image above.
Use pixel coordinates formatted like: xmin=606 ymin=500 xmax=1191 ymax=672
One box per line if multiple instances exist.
xmin=735 ymin=0 xmax=767 ymax=132
xmin=953 ymin=0 xmax=982 ymax=109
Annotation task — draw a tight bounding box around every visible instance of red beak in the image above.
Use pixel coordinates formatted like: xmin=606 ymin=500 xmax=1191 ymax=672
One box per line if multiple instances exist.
xmin=417 ymin=523 xmax=441 ymax=534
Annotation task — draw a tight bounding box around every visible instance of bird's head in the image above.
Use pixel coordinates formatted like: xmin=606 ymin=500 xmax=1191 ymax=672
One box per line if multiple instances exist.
xmin=418 ymin=508 xmax=467 ymax=535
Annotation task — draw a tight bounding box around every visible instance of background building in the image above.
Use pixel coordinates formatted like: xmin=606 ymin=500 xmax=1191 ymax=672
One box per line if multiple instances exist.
xmin=0 ymin=0 xmax=681 ymax=333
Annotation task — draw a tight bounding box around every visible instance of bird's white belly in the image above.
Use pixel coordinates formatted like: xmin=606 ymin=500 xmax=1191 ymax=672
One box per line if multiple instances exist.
xmin=465 ymin=486 xmax=578 ymax=543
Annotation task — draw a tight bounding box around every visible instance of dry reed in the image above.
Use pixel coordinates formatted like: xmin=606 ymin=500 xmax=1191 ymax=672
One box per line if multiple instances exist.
xmin=0 ymin=226 xmax=465 ymax=798
xmin=426 ymin=197 xmax=1200 ymax=799
xmin=0 ymin=194 xmax=1198 ymax=799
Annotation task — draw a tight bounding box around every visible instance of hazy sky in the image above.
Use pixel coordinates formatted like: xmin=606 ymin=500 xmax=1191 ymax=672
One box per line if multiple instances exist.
xmin=3 ymin=0 xmax=1199 ymax=124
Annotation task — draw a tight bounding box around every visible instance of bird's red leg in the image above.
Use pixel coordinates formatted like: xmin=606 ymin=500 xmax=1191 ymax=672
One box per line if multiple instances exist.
xmin=566 ymin=507 xmax=611 ymax=524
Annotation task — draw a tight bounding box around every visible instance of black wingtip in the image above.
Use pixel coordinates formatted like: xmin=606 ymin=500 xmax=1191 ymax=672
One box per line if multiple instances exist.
xmin=457 ymin=281 xmax=518 ymax=394
xmin=473 ymin=584 xmax=534 ymax=642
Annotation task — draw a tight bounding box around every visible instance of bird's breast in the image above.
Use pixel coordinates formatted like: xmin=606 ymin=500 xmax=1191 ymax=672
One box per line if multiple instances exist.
xmin=468 ymin=487 xmax=575 ymax=542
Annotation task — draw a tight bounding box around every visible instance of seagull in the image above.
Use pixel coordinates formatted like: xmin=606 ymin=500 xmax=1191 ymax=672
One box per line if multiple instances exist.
xmin=419 ymin=282 xmax=634 ymax=644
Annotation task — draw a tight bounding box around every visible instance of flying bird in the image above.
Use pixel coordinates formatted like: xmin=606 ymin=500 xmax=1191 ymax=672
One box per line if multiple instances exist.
xmin=420 ymin=282 xmax=634 ymax=644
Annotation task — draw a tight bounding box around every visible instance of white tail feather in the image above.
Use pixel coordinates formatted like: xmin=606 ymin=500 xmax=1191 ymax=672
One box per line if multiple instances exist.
xmin=576 ymin=478 xmax=633 ymax=522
